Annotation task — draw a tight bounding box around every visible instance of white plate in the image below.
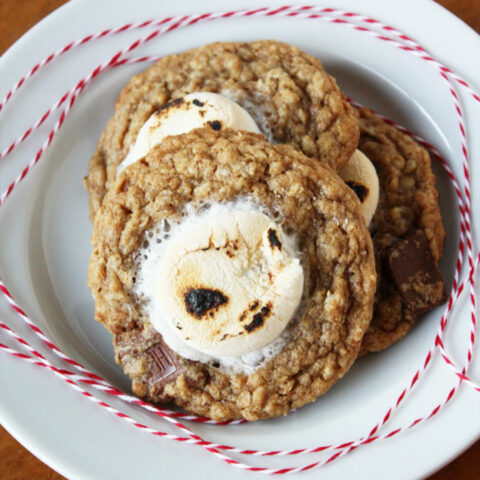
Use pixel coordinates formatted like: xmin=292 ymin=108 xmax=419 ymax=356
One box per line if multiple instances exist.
xmin=1 ymin=1 xmax=479 ymax=479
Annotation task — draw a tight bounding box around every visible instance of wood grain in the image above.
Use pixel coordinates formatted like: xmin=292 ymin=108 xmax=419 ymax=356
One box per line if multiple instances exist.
xmin=0 ymin=1 xmax=478 ymax=479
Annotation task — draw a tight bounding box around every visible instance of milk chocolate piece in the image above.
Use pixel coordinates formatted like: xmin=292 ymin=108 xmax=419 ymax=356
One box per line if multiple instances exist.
xmin=387 ymin=230 xmax=446 ymax=319
xmin=115 ymin=329 xmax=161 ymax=360
xmin=147 ymin=337 xmax=183 ymax=386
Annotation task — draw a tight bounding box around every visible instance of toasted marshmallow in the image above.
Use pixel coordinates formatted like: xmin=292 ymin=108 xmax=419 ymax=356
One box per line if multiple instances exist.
xmin=117 ymin=92 xmax=261 ymax=174
xmin=339 ymin=150 xmax=379 ymax=225
xmin=154 ymin=209 xmax=303 ymax=357
xmin=137 ymin=203 xmax=304 ymax=359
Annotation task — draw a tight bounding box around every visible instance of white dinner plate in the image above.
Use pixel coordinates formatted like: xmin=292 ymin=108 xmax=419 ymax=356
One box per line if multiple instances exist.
xmin=0 ymin=1 xmax=479 ymax=479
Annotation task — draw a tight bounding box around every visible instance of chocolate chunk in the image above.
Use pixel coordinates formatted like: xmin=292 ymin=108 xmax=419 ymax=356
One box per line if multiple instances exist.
xmin=268 ymin=228 xmax=282 ymax=250
xmin=192 ymin=99 xmax=204 ymax=107
xmin=184 ymin=288 xmax=228 ymax=318
xmin=147 ymin=337 xmax=183 ymax=386
xmin=115 ymin=329 xmax=161 ymax=360
xmin=387 ymin=230 xmax=446 ymax=319
xmin=346 ymin=181 xmax=369 ymax=203
xmin=207 ymin=120 xmax=222 ymax=131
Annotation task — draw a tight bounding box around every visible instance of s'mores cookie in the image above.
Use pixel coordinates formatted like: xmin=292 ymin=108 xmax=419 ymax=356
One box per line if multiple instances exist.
xmin=88 ymin=129 xmax=376 ymax=421
xmin=357 ymin=108 xmax=446 ymax=353
xmin=85 ymin=40 xmax=359 ymax=218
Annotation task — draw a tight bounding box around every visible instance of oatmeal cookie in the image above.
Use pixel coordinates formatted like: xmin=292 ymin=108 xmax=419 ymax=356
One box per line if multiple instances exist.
xmin=85 ymin=40 xmax=359 ymax=218
xmin=88 ymin=128 xmax=376 ymax=421
xmin=358 ymin=108 xmax=446 ymax=354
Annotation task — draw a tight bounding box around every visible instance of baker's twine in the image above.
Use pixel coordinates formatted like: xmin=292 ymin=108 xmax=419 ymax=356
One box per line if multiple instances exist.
xmin=0 ymin=6 xmax=478 ymax=474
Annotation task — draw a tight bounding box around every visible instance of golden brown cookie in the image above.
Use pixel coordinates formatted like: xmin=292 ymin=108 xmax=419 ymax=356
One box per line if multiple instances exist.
xmin=357 ymin=108 xmax=446 ymax=354
xmin=85 ymin=40 xmax=359 ymax=218
xmin=87 ymin=128 xmax=376 ymax=421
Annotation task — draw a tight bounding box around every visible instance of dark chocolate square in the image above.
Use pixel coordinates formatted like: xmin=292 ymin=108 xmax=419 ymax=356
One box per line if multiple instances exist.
xmin=387 ymin=230 xmax=446 ymax=319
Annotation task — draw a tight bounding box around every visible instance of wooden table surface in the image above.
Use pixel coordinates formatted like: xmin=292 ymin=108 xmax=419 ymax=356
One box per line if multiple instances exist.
xmin=0 ymin=1 xmax=479 ymax=479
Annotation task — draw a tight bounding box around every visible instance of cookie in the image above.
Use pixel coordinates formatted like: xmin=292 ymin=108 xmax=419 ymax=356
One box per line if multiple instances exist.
xmin=357 ymin=108 xmax=446 ymax=354
xmin=85 ymin=40 xmax=359 ymax=218
xmin=87 ymin=128 xmax=376 ymax=421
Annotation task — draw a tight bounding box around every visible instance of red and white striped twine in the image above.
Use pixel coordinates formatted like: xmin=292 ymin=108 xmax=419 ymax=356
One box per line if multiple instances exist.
xmin=0 ymin=6 xmax=478 ymax=475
